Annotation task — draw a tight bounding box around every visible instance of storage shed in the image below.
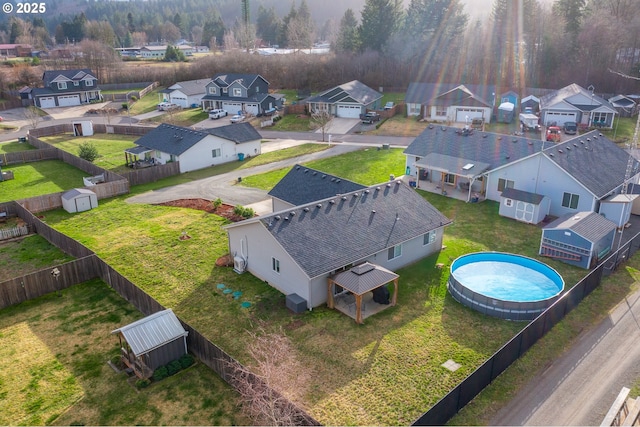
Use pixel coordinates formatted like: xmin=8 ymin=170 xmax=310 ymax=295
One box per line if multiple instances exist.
xmin=598 ymin=194 xmax=638 ymax=228
xmin=61 ymin=188 xmax=98 ymax=213
xmin=112 ymin=309 xmax=188 ymax=379
xmin=540 ymin=211 xmax=617 ymax=269
xmin=499 ymin=188 xmax=550 ymax=225
xmin=497 ymin=102 xmax=515 ymax=123
xmin=72 ymin=120 xmax=94 ymax=136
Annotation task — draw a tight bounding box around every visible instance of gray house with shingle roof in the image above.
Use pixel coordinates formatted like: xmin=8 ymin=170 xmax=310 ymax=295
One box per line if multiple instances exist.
xmin=126 ymin=122 xmax=261 ymax=173
xmin=268 ymin=164 xmax=366 ymax=211
xmin=306 ymin=80 xmax=383 ymax=118
xmin=33 ymin=69 xmax=101 ymax=108
xmin=540 ymin=211 xmax=617 ymax=269
xmin=540 ymin=83 xmax=617 ymax=128
xmin=161 ymin=79 xmax=210 ymax=108
xmin=200 ymin=73 xmax=283 ymax=116
xmin=404 ymin=127 xmax=640 ymax=217
xmin=224 ymin=180 xmax=451 ymax=309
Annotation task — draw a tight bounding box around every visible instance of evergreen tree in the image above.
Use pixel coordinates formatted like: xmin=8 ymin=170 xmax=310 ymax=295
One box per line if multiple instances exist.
xmin=256 ymin=5 xmax=281 ymax=46
xmin=334 ymin=9 xmax=359 ymax=53
xmin=358 ymin=0 xmax=402 ymax=52
xmin=553 ymin=0 xmax=586 ymax=43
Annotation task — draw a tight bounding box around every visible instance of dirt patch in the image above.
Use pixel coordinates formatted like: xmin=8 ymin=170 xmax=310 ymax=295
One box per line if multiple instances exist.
xmin=156 ymin=198 xmax=246 ymax=222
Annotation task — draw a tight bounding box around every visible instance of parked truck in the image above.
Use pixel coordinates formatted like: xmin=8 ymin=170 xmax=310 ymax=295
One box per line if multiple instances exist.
xmin=519 ymin=113 xmax=540 ymax=132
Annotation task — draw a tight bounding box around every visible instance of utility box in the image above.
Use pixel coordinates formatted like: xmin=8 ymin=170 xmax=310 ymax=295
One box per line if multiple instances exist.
xmin=286 ymin=293 xmax=307 ymax=313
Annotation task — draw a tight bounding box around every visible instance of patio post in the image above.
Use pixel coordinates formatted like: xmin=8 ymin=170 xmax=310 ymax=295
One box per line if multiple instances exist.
xmin=355 ymin=294 xmax=363 ymax=324
xmin=326 ymin=278 xmax=335 ymax=309
xmin=391 ymin=278 xmax=398 ymax=306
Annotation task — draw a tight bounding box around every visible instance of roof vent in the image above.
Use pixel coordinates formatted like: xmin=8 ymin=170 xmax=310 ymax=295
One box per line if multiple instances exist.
xmin=316 ymin=204 xmax=322 ymax=208
xmin=303 ymin=207 xmax=310 ymax=212
xmin=566 ymin=146 xmax=571 ymax=150
xmin=386 ymin=183 xmax=392 ymax=187
xmin=558 ymin=149 xmax=563 ymax=153
xmin=331 ymin=178 xmax=335 ymax=182
xmin=336 ymin=179 xmax=341 ymax=183
xmin=322 ymin=174 xmax=327 ymax=179
xmin=512 ymin=138 xmax=518 ymax=143
xmin=528 ymin=141 xmax=533 ymax=145
xmin=573 ymin=143 xmax=578 ymax=147
xmin=376 ymin=186 xmax=381 ymax=191
xmin=580 ymin=140 xmax=584 ymax=144
xmin=497 ymin=136 xmax=502 ymax=140
xmin=312 ymin=171 xmax=317 ymax=175
xmin=371 ymin=209 xmax=376 ymax=214
xmin=428 ymin=124 xmax=434 ymax=129
xmin=586 ymin=138 xmax=591 ymax=142
xmin=295 ymin=166 xmax=300 ymax=170
xmin=329 ymin=199 xmax=335 ymax=204
xmin=599 ymin=133 xmax=604 ymax=137
xmin=274 ymin=215 xmax=281 ymax=220
xmin=482 ymin=134 xmax=488 ymax=138
xmin=365 ymin=189 xmax=370 ymax=194
xmin=341 ymin=196 xmax=347 ymax=200
xmin=284 ymin=216 xmax=289 ymax=221
xmin=304 ymin=169 xmax=309 ymax=173
xmin=549 ymin=153 xmax=554 ymax=157
xmin=441 ymin=126 xmax=447 ymax=131
xmin=289 ymin=211 xmax=295 ymax=216
xmin=353 ymin=193 xmax=359 ymax=197
xmin=396 ymin=180 xmax=402 ymax=184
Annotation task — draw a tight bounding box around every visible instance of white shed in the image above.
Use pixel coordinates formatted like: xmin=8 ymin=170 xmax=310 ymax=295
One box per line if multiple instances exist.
xmin=598 ymin=194 xmax=638 ymax=228
xmin=72 ymin=121 xmax=94 ymax=136
xmin=62 ymin=188 xmax=98 ymax=213
xmin=499 ymin=188 xmax=550 ymax=225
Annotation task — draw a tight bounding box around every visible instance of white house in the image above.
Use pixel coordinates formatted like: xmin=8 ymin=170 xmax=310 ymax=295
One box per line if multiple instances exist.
xmin=126 ymin=123 xmax=262 ymax=173
xmin=224 ymin=180 xmax=452 ymax=310
xmin=160 ymin=79 xmax=210 ymax=108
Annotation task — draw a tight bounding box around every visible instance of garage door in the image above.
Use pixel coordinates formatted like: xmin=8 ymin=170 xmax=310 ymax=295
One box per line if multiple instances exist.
xmin=455 ymin=108 xmax=484 ymax=123
xmin=39 ymin=97 xmax=55 ymax=108
xmin=337 ymin=104 xmax=361 ymax=118
xmin=222 ymin=102 xmax=242 ymax=115
xmin=544 ymin=111 xmax=577 ymax=126
xmin=245 ymin=103 xmax=259 ymax=116
xmin=58 ymin=95 xmax=80 ymax=107
xmin=171 ymin=96 xmax=188 ymax=108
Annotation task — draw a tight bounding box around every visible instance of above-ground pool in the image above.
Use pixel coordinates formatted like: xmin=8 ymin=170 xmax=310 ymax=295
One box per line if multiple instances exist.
xmin=448 ymin=252 xmax=564 ymax=321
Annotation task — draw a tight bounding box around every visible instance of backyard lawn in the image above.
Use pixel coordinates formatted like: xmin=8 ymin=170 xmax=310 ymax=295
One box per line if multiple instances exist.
xmin=128 ymin=87 xmax=165 ymax=115
xmin=0 ymin=160 xmax=88 ymax=203
xmin=143 ymin=107 xmax=208 ymax=127
xmin=0 ymin=234 xmax=75 ymax=281
xmin=0 ymin=140 xmax=36 ymax=153
xmin=369 ymin=115 xmax=431 ymax=137
xmin=40 ymin=134 xmax=138 ymax=173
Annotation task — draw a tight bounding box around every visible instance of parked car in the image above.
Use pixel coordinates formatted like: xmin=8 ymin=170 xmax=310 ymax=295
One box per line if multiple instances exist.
xmin=384 ymin=101 xmax=394 ymax=110
xmin=157 ymin=102 xmax=179 ymax=111
xmin=361 ymin=112 xmax=381 ymax=124
xmin=230 ymin=114 xmax=245 ymax=123
xmin=546 ymin=126 xmax=562 ymax=142
xmin=209 ymin=109 xmax=228 ymax=119
xmin=563 ymin=121 xmax=578 ymax=135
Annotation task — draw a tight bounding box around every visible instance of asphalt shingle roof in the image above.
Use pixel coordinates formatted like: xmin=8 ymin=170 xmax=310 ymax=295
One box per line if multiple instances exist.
xmin=330 ymin=262 xmax=398 ymax=295
xmin=542 ymin=130 xmax=640 ymax=198
xmin=268 ymin=164 xmax=366 ymax=206
xmin=544 ymin=211 xmax=617 ymax=243
xmin=205 ymin=122 xmax=262 ymax=143
xmin=111 ymin=309 xmax=187 ymax=357
xmin=306 ymin=80 xmax=382 ymax=105
xmin=500 ymin=187 xmax=546 ymax=204
xmin=168 ymin=79 xmax=210 ymax=96
xmin=211 ymin=73 xmax=264 ymax=88
xmin=539 ymin=83 xmax=616 ymax=112
xmin=42 ymin=68 xmax=96 ymax=85
xmin=256 ymin=181 xmax=452 ymax=278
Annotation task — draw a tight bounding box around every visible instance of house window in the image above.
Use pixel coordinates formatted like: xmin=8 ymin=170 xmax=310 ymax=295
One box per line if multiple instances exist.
xmin=85 ymin=79 xmax=93 ymax=87
xmin=504 ymin=198 xmax=513 ymax=207
xmin=562 ymin=192 xmax=579 ymax=209
xmin=444 ymin=174 xmax=455 ymax=185
xmin=498 ymin=178 xmax=514 ymax=192
xmin=423 ymin=231 xmax=436 ymax=246
xmin=212 ymin=148 xmax=221 ymax=158
xmin=233 ymin=88 xmax=242 ymax=97
xmin=255 ymin=86 xmax=261 ymax=93
xmin=208 ymin=87 xmax=216 ymax=95
xmin=73 ymin=81 xmax=79 ymax=86
xmin=222 ymin=87 xmax=228 ymax=94
xmin=435 ymin=107 xmax=447 ymax=116
xmin=592 ymin=112 xmax=607 ymax=124
xmin=388 ymin=244 xmax=402 ymax=261
xmin=272 ymin=257 xmax=280 ymax=273
xmin=57 ymin=82 xmax=67 ymax=90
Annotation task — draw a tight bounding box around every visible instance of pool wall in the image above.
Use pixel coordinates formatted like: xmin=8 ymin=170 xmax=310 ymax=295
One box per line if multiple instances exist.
xmin=448 ymin=252 xmax=564 ymax=321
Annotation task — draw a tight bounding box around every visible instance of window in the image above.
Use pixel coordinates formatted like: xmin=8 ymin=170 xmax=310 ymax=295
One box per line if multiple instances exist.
xmin=498 ymin=178 xmax=514 ymax=192
xmin=212 ymin=148 xmax=221 ymax=158
xmin=504 ymin=198 xmax=513 ymax=207
xmin=592 ymin=112 xmax=607 ymax=124
xmin=444 ymin=174 xmax=455 ymax=185
xmin=73 ymin=81 xmax=79 ymax=86
xmin=388 ymin=244 xmax=402 ymax=261
xmin=57 ymin=82 xmax=67 ymax=90
xmin=208 ymin=87 xmax=216 ymax=95
xmin=272 ymin=257 xmax=280 ymax=273
xmin=562 ymin=192 xmax=579 ymax=209
xmin=435 ymin=107 xmax=447 ymax=116
xmin=255 ymin=86 xmax=261 ymax=93
xmin=423 ymin=231 xmax=437 ymax=246
xmin=222 ymin=88 xmax=228 ymax=93
xmin=233 ymin=88 xmax=242 ymax=97
xmin=85 ymin=79 xmax=93 ymax=87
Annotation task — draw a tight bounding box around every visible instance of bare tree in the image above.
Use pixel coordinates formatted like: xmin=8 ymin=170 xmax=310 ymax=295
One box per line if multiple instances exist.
xmin=310 ymin=102 xmax=333 ymax=142
xmin=23 ymin=106 xmax=41 ymax=129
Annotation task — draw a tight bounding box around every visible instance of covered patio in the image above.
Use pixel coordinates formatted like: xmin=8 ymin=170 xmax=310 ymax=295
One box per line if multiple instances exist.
xmin=124 ymin=145 xmax=158 ymax=168
xmin=412 ymin=153 xmax=488 ymax=203
xmin=327 ymin=262 xmax=399 ymax=324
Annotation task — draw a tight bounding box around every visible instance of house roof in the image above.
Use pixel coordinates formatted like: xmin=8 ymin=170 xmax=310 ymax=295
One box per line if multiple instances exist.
xmin=211 ymin=73 xmax=266 ymax=88
xmin=540 ymin=83 xmax=616 ymax=113
xmin=168 ymin=79 xmax=210 ymax=96
xmin=268 ymin=164 xmax=366 ymax=206
xmin=330 ymin=262 xmax=399 ymax=295
xmin=405 ymin=82 xmax=555 ymax=106
xmin=418 ymin=152 xmax=490 ymax=177
xmin=306 ymin=80 xmax=382 ymax=106
xmin=205 ymin=122 xmax=262 ymax=143
xmin=42 ymin=69 xmax=97 ymax=85
xmin=500 ymin=187 xmax=546 ymax=204
xmin=544 ymin=211 xmax=617 ymax=243
xmin=542 ymin=130 xmax=640 ymax=198
xmin=111 ymin=309 xmax=188 ymax=357
xmin=227 ymin=181 xmax=451 ymax=278
xmin=435 ymin=85 xmax=493 ymax=108
xmin=404 ymin=125 xmax=548 ymax=172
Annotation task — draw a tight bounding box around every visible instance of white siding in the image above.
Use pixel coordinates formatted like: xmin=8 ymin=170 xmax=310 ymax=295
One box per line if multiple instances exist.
xmin=178 ymin=135 xmax=261 ymax=172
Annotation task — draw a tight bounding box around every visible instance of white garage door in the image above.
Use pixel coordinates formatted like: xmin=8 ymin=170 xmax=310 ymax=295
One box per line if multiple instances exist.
xmin=222 ymin=102 xmax=243 ymax=115
xmin=171 ymin=96 xmax=188 ymax=108
xmin=455 ymin=108 xmax=484 ymax=123
xmin=58 ymin=95 xmax=81 ymax=107
xmin=39 ymin=97 xmax=55 ymax=108
xmin=337 ymin=104 xmax=362 ymax=118
xmin=245 ymin=103 xmax=259 ymax=116
xmin=544 ymin=111 xmax=577 ymax=126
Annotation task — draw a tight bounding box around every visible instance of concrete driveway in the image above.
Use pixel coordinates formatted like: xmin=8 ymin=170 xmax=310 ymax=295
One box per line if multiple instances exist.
xmin=316 ymin=118 xmax=360 ymax=135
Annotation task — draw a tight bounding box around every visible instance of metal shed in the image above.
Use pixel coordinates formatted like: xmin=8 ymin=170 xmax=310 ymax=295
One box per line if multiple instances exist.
xmin=112 ymin=309 xmax=188 ymax=379
xmin=540 ymin=211 xmax=617 ymax=269
xmin=499 ymin=188 xmax=550 ymax=225
xmin=72 ymin=120 xmax=94 ymax=136
xmin=61 ymin=188 xmax=98 ymax=213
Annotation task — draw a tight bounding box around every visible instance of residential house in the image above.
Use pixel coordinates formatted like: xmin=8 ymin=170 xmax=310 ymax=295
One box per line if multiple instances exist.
xmin=125 ymin=122 xmax=261 ymax=173
xmin=404 ymin=125 xmax=640 ymax=218
xmin=540 ymin=83 xmax=618 ymax=128
xmin=267 ymin=164 xmax=366 ymax=212
xmin=160 ymin=79 xmax=210 ymax=108
xmin=224 ymin=180 xmax=451 ymax=312
xmin=608 ymin=94 xmax=637 ymax=117
xmin=32 ymin=69 xmax=101 ymax=108
xmin=140 ymin=46 xmax=167 ymax=58
xmin=306 ymin=80 xmax=383 ymax=118
xmin=0 ymin=43 xmax=32 ymax=57
xmin=540 ymin=211 xmax=617 ymax=269
xmin=200 ymin=73 xmax=283 ymax=116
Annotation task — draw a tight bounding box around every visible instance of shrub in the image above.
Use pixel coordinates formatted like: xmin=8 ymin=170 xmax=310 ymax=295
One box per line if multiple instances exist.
xmin=153 ymin=366 xmax=168 ymax=381
xmin=135 ymin=378 xmax=151 ymax=389
xmin=78 ymin=142 xmax=99 ymax=162
xmin=121 ymin=103 xmax=129 ymax=110
xmin=167 ymin=360 xmax=182 ymax=376
xmin=179 ymin=353 xmax=194 ymax=369
xmin=233 ymin=205 xmax=255 ymax=219
xmin=212 ymin=198 xmax=222 ymax=209
xmin=130 ymin=95 xmax=138 ymax=102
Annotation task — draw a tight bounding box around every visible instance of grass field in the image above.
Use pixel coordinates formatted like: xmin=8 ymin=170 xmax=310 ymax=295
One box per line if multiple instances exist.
xmin=369 ymin=115 xmax=431 ymax=137
xmin=0 ymin=234 xmax=75 ymax=281
xmin=40 ymin=134 xmax=138 ymax=173
xmin=128 ymin=87 xmax=165 ymax=115
xmin=0 ymin=140 xmax=36 ymax=153
xmin=144 ymin=107 xmax=208 ymax=127
xmin=0 ymin=279 xmax=249 ymax=426
xmin=0 ymin=160 xmax=88 ymax=203
xmin=270 ymin=114 xmax=313 ymax=132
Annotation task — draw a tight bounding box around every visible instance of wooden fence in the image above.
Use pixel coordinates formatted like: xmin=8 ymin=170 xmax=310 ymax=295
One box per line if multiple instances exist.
xmin=120 ymin=162 xmax=180 ymax=186
xmin=0 ymin=225 xmax=28 ymax=241
xmin=2 ymin=149 xmax=57 ymax=164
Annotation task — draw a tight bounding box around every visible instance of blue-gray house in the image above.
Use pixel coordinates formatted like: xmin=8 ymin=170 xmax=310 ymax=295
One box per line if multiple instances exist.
xmin=540 ymin=211 xmax=617 ymax=269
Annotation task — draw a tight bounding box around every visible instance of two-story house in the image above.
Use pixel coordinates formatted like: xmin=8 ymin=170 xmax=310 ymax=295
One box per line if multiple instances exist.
xmin=32 ymin=69 xmax=102 ymax=108
xmin=200 ymin=73 xmax=283 ymax=117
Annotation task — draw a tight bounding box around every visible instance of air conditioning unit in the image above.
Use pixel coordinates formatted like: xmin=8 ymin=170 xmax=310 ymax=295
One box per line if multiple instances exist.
xmin=233 ymin=256 xmax=246 ymax=274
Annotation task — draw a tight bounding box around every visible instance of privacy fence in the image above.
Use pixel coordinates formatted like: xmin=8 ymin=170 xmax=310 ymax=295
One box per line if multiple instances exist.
xmin=412 ymin=231 xmax=640 ymax=425
xmin=3 ymin=201 xmax=319 ymax=425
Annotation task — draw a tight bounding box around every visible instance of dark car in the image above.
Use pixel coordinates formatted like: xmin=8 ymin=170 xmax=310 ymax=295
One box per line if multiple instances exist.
xmin=563 ymin=121 xmax=578 ymax=135
xmin=361 ymin=112 xmax=381 ymax=124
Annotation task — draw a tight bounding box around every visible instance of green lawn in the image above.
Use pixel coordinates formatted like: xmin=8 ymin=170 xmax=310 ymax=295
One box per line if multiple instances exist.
xmin=40 ymin=134 xmax=138 ymax=173
xmin=270 ymin=114 xmax=313 ymax=132
xmin=128 ymin=87 xmax=165 ymax=115
xmin=144 ymin=107 xmax=208 ymax=127
xmin=0 ymin=140 xmax=36 ymax=153
xmin=0 ymin=234 xmax=75 ymax=281
xmin=0 ymin=160 xmax=88 ymax=203
xmin=0 ymin=279 xmax=249 ymax=426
